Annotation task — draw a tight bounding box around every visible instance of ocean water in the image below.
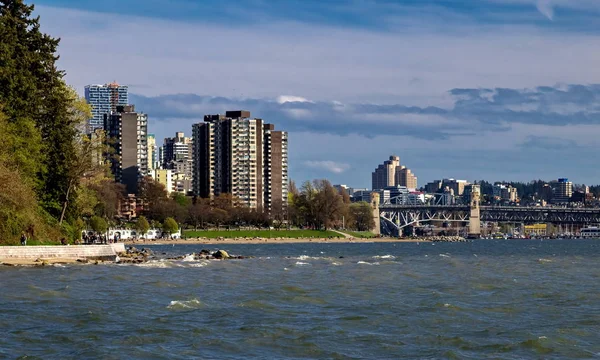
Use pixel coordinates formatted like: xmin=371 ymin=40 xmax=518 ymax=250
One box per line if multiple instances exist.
xmin=1 ymin=239 xmax=600 ymax=359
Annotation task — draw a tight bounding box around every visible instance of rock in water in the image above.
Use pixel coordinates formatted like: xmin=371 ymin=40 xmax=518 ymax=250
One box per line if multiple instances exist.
xmin=213 ymin=250 xmax=230 ymax=259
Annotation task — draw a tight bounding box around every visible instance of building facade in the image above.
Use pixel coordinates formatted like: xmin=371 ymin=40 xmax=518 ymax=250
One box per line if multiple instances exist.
xmin=372 ymin=155 xmax=418 ymax=191
xmin=192 ymin=110 xmax=288 ymax=211
xmin=85 ymin=82 xmax=128 ymax=132
xmin=553 ymin=178 xmax=573 ymax=203
xmin=147 ymin=134 xmax=156 ymax=172
xmin=104 ymin=105 xmax=148 ymax=194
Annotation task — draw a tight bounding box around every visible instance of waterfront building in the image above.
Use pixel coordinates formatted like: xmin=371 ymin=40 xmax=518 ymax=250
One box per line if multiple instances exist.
xmin=85 ymin=82 xmax=128 ymax=132
xmin=192 ymin=110 xmax=288 ymax=211
xmin=553 ymin=178 xmax=573 ymax=203
xmin=372 ymin=155 xmax=418 ymax=191
xmin=103 ymin=105 xmax=148 ymax=194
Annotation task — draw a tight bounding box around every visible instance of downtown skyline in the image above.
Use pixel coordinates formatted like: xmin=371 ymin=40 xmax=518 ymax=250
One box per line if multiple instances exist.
xmin=34 ymin=0 xmax=600 ymax=187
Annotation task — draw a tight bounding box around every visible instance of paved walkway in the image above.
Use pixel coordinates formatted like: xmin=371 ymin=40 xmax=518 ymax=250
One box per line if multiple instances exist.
xmin=332 ymin=230 xmax=353 ymax=239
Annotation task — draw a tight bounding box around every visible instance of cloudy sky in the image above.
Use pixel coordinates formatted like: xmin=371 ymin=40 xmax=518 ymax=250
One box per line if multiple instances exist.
xmin=35 ymin=0 xmax=600 ymax=187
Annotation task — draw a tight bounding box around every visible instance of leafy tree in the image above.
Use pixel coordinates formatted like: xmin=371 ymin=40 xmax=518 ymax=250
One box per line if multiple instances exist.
xmin=135 ymin=216 xmax=150 ymax=236
xmin=89 ymin=215 xmax=108 ymax=234
xmin=162 ymin=217 xmax=178 ymax=237
xmin=349 ymin=202 xmax=375 ymax=231
xmin=171 ymin=192 xmax=190 ymax=207
xmin=188 ymin=199 xmax=211 ymax=230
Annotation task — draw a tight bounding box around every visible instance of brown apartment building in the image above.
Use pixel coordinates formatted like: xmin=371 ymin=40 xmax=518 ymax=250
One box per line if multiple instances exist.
xmin=192 ymin=111 xmax=288 ymax=212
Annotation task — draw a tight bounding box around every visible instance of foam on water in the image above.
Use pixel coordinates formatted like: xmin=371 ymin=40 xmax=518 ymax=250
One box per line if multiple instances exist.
xmin=373 ymin=255 xmax=396 ymax=259
xmin=295 ymin=261 xmax=310 ymax=266
xmin=167 ymin=298 xmax=203 ymax=310
xmin=357 ymin=261 xmax=380 ymax=265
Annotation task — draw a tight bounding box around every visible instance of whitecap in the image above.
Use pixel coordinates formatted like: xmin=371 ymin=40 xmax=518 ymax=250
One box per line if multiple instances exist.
xmin=439 ymin=254 xmax=451 ymax=258
xmin=331 ymin=262 xmax=342 ymax=266
xmin=357 ymin=261 xmax=379 ymax=265
xmin=538 ymin=258 xmax=553 ymax=263
xmin=181 ymin=254 xmax=195 ymax=262
xmin=135 ymin=260 xmax=172 ymax=268
xmin=187 ymin=262 xmax=209 ymax=268
xmin=295 ymin=261 xmax=310 ymax=266
xmin=167 ymin=299 xmax=203 ymax=309
xmin=372 ymin=255 xmax=396 ymax=259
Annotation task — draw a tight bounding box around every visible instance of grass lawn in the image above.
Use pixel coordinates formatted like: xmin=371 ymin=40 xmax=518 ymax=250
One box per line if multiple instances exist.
xmin=184 ymin=229 xmax=343 ymax=239
xmin=339 ymin=230 xmax=377 ymax=238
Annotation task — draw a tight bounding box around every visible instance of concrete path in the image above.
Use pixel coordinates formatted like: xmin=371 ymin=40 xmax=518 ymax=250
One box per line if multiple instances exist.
xmin=332 ymin=230 xmax=353 ymax=239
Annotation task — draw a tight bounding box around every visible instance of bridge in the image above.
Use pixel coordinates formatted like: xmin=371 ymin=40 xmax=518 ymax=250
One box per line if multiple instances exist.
xmin=370 ymin=186 xmax=600 ymax=236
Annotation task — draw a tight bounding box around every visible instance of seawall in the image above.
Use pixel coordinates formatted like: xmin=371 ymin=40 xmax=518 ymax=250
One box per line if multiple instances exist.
xmin=0 ymin=243 xmax=125 ymax=262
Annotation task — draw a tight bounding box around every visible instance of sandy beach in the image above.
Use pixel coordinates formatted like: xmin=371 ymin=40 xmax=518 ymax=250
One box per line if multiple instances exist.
xmin=124 ymin=237 xmax=430 ymax=245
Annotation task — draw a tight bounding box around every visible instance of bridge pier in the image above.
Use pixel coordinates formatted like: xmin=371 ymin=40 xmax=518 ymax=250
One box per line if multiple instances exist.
xmin=468 ymin=185 xmax=481 ymax=238
xmin=370 ymin=192 xmax=381 ymax=236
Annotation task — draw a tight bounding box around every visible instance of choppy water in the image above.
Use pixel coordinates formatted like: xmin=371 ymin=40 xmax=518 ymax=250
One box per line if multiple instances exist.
xmin=2 ymin=239 xmax=600 ymax=359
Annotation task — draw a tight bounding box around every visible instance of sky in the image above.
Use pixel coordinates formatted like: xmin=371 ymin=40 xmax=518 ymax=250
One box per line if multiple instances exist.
xmin=33 ymin=0 xmax=600 ymax=188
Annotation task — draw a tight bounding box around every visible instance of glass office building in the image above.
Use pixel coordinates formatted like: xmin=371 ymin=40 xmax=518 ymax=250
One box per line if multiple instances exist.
xmin=84 ymin=82 xmax=128 ymax=132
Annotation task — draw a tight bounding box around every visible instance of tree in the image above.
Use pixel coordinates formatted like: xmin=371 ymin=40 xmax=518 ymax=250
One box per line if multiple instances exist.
xmin=187 ymin=199 xmax=211 ymax=230
xmin=89 ymin=215 xmax=108 ymax=234
xmin=162 ymin=217 xmax=178 ymax=238
xmin=349 ymin=202 xmax=375 ymax=231
xmin=135 ymin=216 xmax=150 ymax=237
xmin=171 ymin=192 xmax=190 ymax=207
xmin=313 ymin=179 xmax=345 ymax=229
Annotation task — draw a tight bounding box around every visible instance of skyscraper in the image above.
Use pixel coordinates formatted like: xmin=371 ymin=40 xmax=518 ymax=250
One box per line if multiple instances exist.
xmin=103 ymin=105 xmax=148 ymax=194
xmin=161 ymin=132 xmax=193 ymax=194
xmin=192 ymin=110 xmax=288 ymax=211
xmin=372 ymin=155 xmax=418 ymax=191
xmin=85 ymin=82 xmax=128 ymax=132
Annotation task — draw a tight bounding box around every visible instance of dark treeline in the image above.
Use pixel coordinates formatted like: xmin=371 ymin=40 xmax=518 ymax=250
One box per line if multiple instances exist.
xmin=136 ymin=178 xmax=375 ymax=233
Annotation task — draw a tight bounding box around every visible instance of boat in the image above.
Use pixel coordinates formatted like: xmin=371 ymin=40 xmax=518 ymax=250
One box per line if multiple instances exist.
xmin=580 ymin=227 xmax=600 ymax=238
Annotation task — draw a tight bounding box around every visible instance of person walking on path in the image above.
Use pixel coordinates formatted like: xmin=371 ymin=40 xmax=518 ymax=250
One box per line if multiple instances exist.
xmin=20 ymin=232 xmax=27 ymax=246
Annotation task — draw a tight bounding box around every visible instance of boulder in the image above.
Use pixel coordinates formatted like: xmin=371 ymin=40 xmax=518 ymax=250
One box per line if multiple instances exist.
xmin=212 ymin=250 xmax=230 ymax=259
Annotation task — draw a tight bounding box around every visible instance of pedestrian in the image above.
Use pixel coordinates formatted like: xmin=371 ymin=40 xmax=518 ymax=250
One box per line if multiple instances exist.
xmin=20 ymin=232 xmax=27 ymax=246
xmin=60 ymin=237 xmax=67 ymax=245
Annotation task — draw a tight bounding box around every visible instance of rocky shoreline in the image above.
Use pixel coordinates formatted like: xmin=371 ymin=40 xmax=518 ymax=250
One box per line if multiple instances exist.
xmin=116 ymin=246 xmax=247 ymax=264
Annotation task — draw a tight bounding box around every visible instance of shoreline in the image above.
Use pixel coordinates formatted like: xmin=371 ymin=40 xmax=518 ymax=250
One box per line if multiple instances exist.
xmin=125 ymin=237 xmax=432 ymax=245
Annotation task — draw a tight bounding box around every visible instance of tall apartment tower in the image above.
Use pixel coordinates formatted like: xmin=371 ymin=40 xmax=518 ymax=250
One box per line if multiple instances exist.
xmin=192 ymin=110 xmax=288 ymax=211
xmin=104 ymin=105 xmax=148 ymax=194
xmin=85 ymin=82 xmax=128 ymax=132
xmin=372 ymin=156 xmax=400 ymax=190
xmin=372 ymin=155 xmax=418 ymax=191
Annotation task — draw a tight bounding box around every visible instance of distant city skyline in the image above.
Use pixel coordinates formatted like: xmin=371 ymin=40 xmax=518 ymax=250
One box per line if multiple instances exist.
xmin=38 ymin=0 xmax=600 ymax=186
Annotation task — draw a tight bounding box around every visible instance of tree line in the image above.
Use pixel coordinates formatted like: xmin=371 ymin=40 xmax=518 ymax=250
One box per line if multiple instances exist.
xmin=130 ymin=178 xmax=375 ymax=233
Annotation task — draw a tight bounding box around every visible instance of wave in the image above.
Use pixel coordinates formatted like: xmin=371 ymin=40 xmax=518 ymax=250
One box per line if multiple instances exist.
xmin=167 ymin=298 xmax=203 ymax=310
xmin=372 ymin=255 xmax=396 ymax=259
xmin=295 ymin=261 xmax=310 ymax=266
xmin=357 ymin=261 xmax=380 ymax=265
xmin=538 ymin=258 xmax=553 ymax=263
xmin=439 ymin=254 xmax=451 ymax=258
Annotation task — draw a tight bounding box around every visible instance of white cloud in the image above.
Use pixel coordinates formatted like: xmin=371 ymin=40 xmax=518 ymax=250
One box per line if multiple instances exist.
xmin=536 ymin=0 xmax=554 ymax=20
xmin=276 ymin=95 xmax=312 ymax=104
xmin=303 ymin=160 xmax=350 ymax=174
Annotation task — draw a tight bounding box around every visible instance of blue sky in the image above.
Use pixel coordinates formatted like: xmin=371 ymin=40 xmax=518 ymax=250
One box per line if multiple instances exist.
xmin=34 ymin=0 xmax=600 ymax=187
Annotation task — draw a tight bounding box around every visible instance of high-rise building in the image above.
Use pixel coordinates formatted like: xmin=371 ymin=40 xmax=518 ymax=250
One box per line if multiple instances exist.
xmin=161 ymin=132 xmax=193 ymax=194
xmin=85 ymin=82 xmax=128 ymax=132
xmin=147 ymin=134 xmax=156 ymax=172
xmin=372 ymin=155 xmax=417 ymax=191
xmin=553 ymin=178 xmax=573 ymax=203
xmin=103 ymin=105 xmax=148 ymax=194
xmin=161 ymin=132 xmax=192 ymax=169
xmin=192 ymin=110 xmax=288 ymax=211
